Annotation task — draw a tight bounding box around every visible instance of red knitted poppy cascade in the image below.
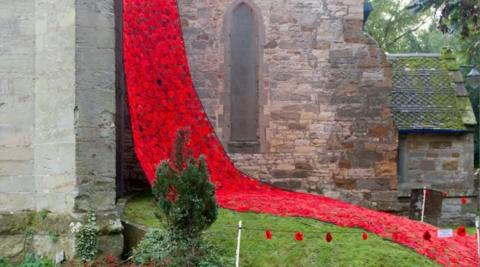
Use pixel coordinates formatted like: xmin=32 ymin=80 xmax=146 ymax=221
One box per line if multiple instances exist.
xmin=123 ymin=1 xmax=477 ymax=266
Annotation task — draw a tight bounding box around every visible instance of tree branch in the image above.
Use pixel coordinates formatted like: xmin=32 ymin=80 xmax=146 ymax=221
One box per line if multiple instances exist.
xmin=385 ymin=15 xmax=430 ymax=47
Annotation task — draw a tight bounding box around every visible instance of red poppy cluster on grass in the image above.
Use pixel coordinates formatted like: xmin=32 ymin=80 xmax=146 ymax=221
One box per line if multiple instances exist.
xmin=262 ymin=230 xmax=370 ymax=242
xmin=123 ymin=0 xmax=479 ymax=266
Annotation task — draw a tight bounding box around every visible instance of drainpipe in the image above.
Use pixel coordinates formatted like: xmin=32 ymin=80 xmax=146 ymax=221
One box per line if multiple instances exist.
xmin=467 ymin=67 xmax=480 ymax=215
xmin=467 ymin=67 xmax=480 ymax=164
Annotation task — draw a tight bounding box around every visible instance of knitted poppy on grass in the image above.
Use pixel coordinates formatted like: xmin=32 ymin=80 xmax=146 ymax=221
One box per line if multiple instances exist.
xmin=295 ymin=231 xmax=304 ymax=241
xmin=456 ymin=226 xmax=467 ymax=237
xmin=362 ymin=232 xmax=368 ymax=240
xmin=326 ymin=232 xmax=333 ymax=243
xmin=265 ymin=229 xmax=272 ymax=240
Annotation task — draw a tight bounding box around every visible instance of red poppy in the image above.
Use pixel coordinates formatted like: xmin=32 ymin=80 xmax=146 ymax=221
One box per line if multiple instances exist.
xmin=456 ymin=226 xmax=466 ymax=237
xmin=461 ymin=196 xmax=468 ymax=205
xmin=392 ymin=232 xmax=399 ymax=241
xmin=326 ymin=232 xmax=333 ymax=243
xmin=166 ymin=185 xmax=179 ymax=203
xmin=423 ymin=231 xmax=431 ymax=241
xmin=362 ymin=232 xmax=368 ymax=240
xmin=104 ymin=252 xmax=117 ymax=266
xmin=295 ymin=231 xmax=304 ymax=241
xmin=265 ymin=229 xmax=272 ymax=240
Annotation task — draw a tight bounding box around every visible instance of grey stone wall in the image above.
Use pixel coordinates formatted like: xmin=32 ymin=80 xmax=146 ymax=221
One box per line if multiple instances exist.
xmin=178 ymin=0 xmax=398 ymax=210
xmin=398 ymin=133 xmax=477 ymax=224
xmin=0 ymin=0 xmax=36 ymax=211
xmin=399 ymin=133 xmax=476 ymax=195
xmin=35 ymin=0 xmax=77 ymax=212
xmin=74 ymin=0 xmax=116 ymax=213
xmin=0 ymin=0 xmax=121 ymax=259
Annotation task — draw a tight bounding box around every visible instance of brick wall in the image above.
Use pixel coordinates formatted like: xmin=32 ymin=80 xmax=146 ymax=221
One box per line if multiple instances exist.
xmin=178 ymin=0 xmax=398 ymax=210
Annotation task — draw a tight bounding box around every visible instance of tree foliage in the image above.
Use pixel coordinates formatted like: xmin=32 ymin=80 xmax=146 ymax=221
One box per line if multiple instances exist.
xmin=407 ymin=0 xmax=479 ymax=37
xmin=366 ymin=0 xmax=426 ymax=52
xmin=407 ymin=0 xmax=480 ymax=65
xmin=365 ymin=0 xmax=458 ymax=53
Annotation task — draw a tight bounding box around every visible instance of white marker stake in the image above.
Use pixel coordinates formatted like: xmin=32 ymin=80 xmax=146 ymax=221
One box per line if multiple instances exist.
xmin=437 ymin=229 xmax=453 ymax=238
xmin=421 ymin=186 xmax=427 ymax=223
xmin=476 ymin=217 xmax=480 ymax=265
xmin=235 ymin=221 xmax=243 ymax=267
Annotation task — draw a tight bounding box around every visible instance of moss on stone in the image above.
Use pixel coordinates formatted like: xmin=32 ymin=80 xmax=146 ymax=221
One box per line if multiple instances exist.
xmin=0 ymin=210 xmax=122 ymax=237
xmin=0 ymin=212 xmax=36 ymax=235
xmin=457 ymin=96 xmax=477 ymax=126
xmin=389 ymin=54 xmax=471 ymax=131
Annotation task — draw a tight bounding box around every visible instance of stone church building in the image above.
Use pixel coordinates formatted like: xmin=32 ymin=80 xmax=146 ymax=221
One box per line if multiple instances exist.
xmin=0 ymin=0 xmax=477 ymax=259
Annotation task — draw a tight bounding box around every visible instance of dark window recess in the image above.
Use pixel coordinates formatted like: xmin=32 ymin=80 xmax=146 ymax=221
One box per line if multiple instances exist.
xmin=230 ymin=3 xmax=258 ymax=143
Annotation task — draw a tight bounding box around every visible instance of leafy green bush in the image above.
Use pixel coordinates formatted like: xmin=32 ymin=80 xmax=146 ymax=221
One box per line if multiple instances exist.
xmin=133 ymin=129 xmax=219 ymax=266
xmin=133 ymin=229 xmax=223 ymax=267
xmin=75 ymin=210 xmax=98 ymax=262
xmin=0 ymin=257 xmax=11 ymax=267
xmin=0 ymin=254 xmax=55 ymax=267
xmin=14 ymin=254 xmax=54 ymax=267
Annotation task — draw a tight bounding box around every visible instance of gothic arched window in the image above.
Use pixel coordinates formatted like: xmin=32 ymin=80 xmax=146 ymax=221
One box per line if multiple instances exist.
xmin=224 ymin=0 xmax=264 ymax=153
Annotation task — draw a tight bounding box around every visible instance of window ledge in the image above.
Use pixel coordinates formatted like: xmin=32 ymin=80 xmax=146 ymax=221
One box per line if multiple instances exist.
xmin=227 ymin=141 xmax=260 ymax=154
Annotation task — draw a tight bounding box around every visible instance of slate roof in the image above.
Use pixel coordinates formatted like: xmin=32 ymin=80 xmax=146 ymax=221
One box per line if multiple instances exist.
xmin=388 ymin=53 xmax=476 ymax=133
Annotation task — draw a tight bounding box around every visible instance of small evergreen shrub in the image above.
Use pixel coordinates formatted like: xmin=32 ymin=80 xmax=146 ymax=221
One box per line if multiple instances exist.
xmin=153 ymin=128 xmax=218 ymax=238
xmin=133 ymin=128 xmax=219 ymax=266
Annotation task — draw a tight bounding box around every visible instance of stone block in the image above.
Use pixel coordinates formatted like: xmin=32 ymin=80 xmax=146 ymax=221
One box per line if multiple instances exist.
xmin=374 ymin=160 xmax=396 ymax=177
xmin=368 ymin=124 xmax=389 ymax=138
xmin=370 ymin=191 xmax=398 ymax=202
xmin=270 ymin=111 xmax=301 ymax=121
xmin=0 ymin=193 xmax=35 ymax=212
xmin=0 ymin=146 xmax=32 ymax=161
xmin=0 ymin=235 xmax=24 ymax=259
xmin=272 ymin=179 xmax=303 ymax=190
xmin=429 ymin=141 xmax=452 ymax=149
xmin=0 ymin=161 xmax=33 ymax=176
xmin=419 ymin=160 xmax=435 ymax=171
xmin=294 ymin=162 xmax=313 ymax=170
xmin=333 ymin=178 xmax=356 ymax=190
xmin=339 ymin=160 xmax=352 ymax=169
xmin=34 ymin=143 xmax=75 ymax=177
xmin=442 ymin=160 xmax=459 ymax=171
xmin=356 ymin=178 xmax=391 ymax=191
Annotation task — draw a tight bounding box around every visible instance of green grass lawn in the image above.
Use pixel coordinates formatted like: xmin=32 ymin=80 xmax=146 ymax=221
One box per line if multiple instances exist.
xmin=123 ymin=193 xmax=440 ymax=267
